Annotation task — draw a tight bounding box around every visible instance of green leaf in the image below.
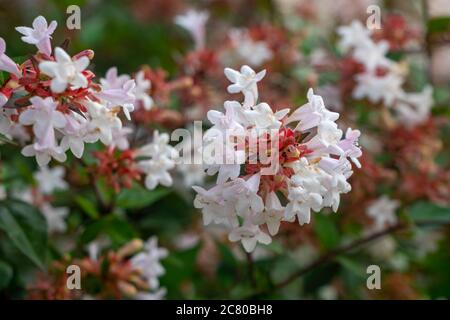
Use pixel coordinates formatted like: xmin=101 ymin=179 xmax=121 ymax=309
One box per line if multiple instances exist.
xmin=0 ymin=259 xmax=13 ymax=289
xmin=336 ymin=256 xmax=366 ymax=279
xmin=116 ymin=185 xmax=171 ymax=209
xmin=80 ymin=216 xmax=136 ymax=246
xmin=314 ymin=213 xmax=340 ymax=250
xmin=0 ymin=200 xmax=48 ymax=269
xmin=75 ymin=195 xmax=100 ymax=219
xmin=409 ymin=201 xmax=450 ymax=224
xmin=428 ymin=16 xmax=450 ymax=34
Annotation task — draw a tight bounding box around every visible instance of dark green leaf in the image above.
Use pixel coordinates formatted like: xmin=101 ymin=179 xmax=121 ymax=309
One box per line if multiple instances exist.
xmin=314 ymin=213 xmax=341 ymax=250
xmin=409 ymin=201 xmax=450 ymax=224
xmin=116 ymin=185 xmax=171 ymax=209
xmin=75 ymin=195 xmax=100 ymax=219
xmin=0 ymin=259 xmax=13 ymax=289
xmin=0 ymin=200 xmax=48 ymax=269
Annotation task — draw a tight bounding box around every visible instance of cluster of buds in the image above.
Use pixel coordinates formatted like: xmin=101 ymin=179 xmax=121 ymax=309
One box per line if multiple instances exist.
xmin=193 ymin=65 xmax=362 ymax=252
xmin=28 ymin=237 xmax=168 ymax=300
xmin=337 ymin=20 xmax=433 ymax=127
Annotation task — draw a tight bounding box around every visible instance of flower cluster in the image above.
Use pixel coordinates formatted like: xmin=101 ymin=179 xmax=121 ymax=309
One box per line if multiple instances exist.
xmin=193 ymin=65 xmax=362 ymax=252
xmin=0 ymin=16 xmax=148 ymax=166
xmin=337 ymin=20 xmax=433 ymax=127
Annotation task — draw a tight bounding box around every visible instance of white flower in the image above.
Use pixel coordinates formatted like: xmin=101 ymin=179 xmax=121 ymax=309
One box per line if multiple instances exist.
xmin=131 ymin=237 xmax=168 ymax=290
xmin=192 ymin=184 xmax=236 ymax=227
xmin=15 ymin=16 xmax=57 ymax=56
xmin=244 ymin=103 xmax=289 ymax=130
xmin=100 ymin=67 xmax=131 ymax=90
xmin=85 ymin=100 xmax=122 ymax=145
xmin=394 ymin=86 xmax=433 ymax=127
xmin=229 ymin=29 xmax=273 ymax=67
xmin=34 ymin=166 xmax=68 ymax=194
xmin=228 ymin=223 xmax=271 ymax=253
xmin=223 ymin=174 xmax=265 ymax=218
xmin=0 ymin=37 xmax=21 ymax=77
xmin=175 ymin=10 xmax=209 ymax=49
xmin=19 ymin=96 xmax=66 ymax=149
xmin=134 ymin=71 xmax=153 ymax=110
xmin=137 ymin=131 xmax=178 ymax=190
xmin=21 ymin=143 xmax=67 ymax=166
xmin=286 ymin=88 xmax=339 ymax=131
xmin=96 ymin=79 xmax=136 ymax=120
xmin=337 ymin=20 xmax=372 ymax=53
xmin=39 ymin=47 xmax=89 ymax=93
xmin=366 ymin=196 xmax=400 ymax=231
xmin=19 ymin=97 xmax=67 ymax=166
xmin=60 ymin=112 xmax=97 ymax=158
xmin=111 ymin=126 xmax=132 ymax=150
xmin=353 ymin=40 xmax=392 ymax=73
xmin=224 ymin=65 xmax=266 ymax=108
xmin=353 ymin=72 xmax=404 ymax=107
xmin=254 ymin=192 xmax=288 ymax=236
xmin=285 ymin=158 xmax=327 ymax=225
xmin=41 ymin=203 xmax=69 ymax=234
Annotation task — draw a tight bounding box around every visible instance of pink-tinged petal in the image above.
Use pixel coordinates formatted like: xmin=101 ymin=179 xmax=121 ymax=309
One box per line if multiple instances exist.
xmin=257 ymin=231 xmax=271 ymax=244
xmin=227 ymin=84 xmax=241 ymax=94
xmin=54 ymin=47 xmax=71 ymax=63
xmin=53 ymin=111 xmax=67 ymax=128
xmin=29 ymin=96 xmax=45 ymax=108
xmin=206 ymin=110 xmax=222 ymax=124
xmin=246 ymin=173 xmax=261 ymax=193
xmin=74 ymin=56 xmax=89 ymax=72
xmin=15 ymin=26 xmax=33 ymax=38
xmin=39 ymin=61 xmax=58 ymax=77
xmin=106 ymin=67 xmax=118 ymax=80
xmin=47 ymin=21 xmax=57 ymax=35
xmin=0 ymin=55 xmax=21 ymax=77
xmin=36 ymin=152 xmax=51 ymax=167
xmin=241 ymin=237 xmax=257 ymax=252
xmin=224 ymin=68 xmax=239 ymax=83
xmin=33 ymin=16 xmax=48 ymax=30
xmin=36 ymin=38 xmax=52 ymax=56
xmin=71 ymin=73 xmax=88 ymax=89
xmin=34 ymin=126 xmax=56 ymax=150
xmin=70 ymin=138 xmax=84 ymax=158
xmin=21 ymin=145 xmax=36 ymax=157
xmin=52 ymin=149 xmax=67 ymax=163
xmin=145 ymin=175 xmax=158 ymax=190
xmin=254 ymin=69 xmax=266 ymax=81
xmin=0 ymin=92 xmax=8 ymax=107
xmin=18 ymin=109 xmax=37 ymax=125
xmin=50 ymin=78 xmax=67 ymax=93
xmin=0 ymin=37 xmax=5 ymax=53
xmin=123 ymin=79 xmax=135 ymax=92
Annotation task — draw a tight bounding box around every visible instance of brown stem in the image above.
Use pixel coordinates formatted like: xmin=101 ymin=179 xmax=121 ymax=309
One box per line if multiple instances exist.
xmin=248 ymin=220 xmax=449 ymax=298
xmin=245 ymin=251 xmax=257 ymax=289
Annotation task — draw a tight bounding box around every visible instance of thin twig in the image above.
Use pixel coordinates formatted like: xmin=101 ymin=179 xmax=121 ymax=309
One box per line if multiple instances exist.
xmin=248 ymin=220 xmax=449 ymax=298
xmin=245 ymin=251 xmax=257 ymax=289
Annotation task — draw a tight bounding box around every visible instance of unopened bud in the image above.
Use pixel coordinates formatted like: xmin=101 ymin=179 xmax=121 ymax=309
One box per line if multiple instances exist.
xmin=118 ymin=281 xmax=137 ymax=297
xmin=117 ymin=239 xmax=143 ymax=259
xmin=129 ymin=275 xmax=150 ymax=290
xmin=73 ymin=49 xmax=95 ymax=60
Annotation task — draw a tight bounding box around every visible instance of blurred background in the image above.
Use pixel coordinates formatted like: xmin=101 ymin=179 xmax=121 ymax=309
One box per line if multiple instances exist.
xmin=0 ymin=0 xmax=449 ymax=300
